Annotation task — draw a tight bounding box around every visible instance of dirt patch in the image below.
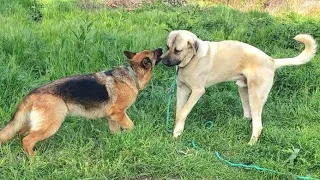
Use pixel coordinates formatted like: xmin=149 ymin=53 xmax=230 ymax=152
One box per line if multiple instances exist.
xmin=77 ymin=0 xmax=187 ymax=10
xmin=206 ymin=0 xmax=320 ymax=16
xmin=77 ymin=0 xmax=155 ymax=10
xmin=264 ymin=0 xmax=320 ymax=16
xmin=105 ymin=0 xmax=154 ymax=9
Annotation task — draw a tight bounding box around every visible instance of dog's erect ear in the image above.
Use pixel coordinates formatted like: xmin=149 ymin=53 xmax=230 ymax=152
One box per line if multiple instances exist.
xmin=124 ymin=51 xmax=136 ymax=59
xmin=141 ymin=57 xmax=152 ymax=69
xmin=153 ymin=48 xmax=163 ymax=59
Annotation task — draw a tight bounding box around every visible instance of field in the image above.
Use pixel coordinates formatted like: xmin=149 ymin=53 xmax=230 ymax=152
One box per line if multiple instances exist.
xmin=0 ymin=0 xmax=320 ymax=179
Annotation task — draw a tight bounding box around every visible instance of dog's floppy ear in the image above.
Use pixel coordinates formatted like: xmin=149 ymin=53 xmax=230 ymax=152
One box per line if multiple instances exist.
xmin=194 ymin=40 xmax=199 ymax=52
xmin=188 ymin=40 xmax=199 ymax=54
xmin=124 ymin=51 xmax=136 ymax=59
xmin=141 ymin=57 xmax=152 ymax=69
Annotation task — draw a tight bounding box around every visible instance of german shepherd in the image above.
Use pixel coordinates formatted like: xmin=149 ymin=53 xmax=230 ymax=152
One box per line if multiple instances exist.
xmin=0 ymin=48 xmax=163 ymax=156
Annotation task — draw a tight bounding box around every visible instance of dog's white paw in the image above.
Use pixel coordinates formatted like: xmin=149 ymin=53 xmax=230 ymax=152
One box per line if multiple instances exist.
xmin=173 ymin=130 xmax=183 ymax=138
xmin=248 ymin=137 xmax=258 ymax=145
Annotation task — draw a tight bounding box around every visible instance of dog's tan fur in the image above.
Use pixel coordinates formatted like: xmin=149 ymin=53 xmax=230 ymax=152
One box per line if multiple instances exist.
xmin=161 ymin=30 xmax=316 ymax=145
xmin=0 ymin=48 xmax=162 ymax=156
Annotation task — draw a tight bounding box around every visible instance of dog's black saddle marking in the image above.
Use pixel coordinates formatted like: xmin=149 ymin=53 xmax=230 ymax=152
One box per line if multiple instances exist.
xmin=56 ymin=75 xmax=109 ymax=108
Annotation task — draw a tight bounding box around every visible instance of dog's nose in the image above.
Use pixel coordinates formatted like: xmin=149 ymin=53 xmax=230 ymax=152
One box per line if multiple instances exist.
xmin=162 ymin=58 xmax=169 ymax=65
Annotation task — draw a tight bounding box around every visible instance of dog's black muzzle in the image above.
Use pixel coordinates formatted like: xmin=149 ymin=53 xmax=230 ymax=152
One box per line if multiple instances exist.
xmin=162 ymin=58 xmax=181 ymax=67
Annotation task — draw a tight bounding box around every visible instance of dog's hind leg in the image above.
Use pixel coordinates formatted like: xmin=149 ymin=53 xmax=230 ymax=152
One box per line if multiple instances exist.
xmin=22 ymin=112 xmax=66 ymax=156
xmin=238 ymin=86 xmax=251 ymax=120
xmin=22 ymin=95 xmax=67 ymax=156
xmin=247 ymin=72 xmax=274 ymax=145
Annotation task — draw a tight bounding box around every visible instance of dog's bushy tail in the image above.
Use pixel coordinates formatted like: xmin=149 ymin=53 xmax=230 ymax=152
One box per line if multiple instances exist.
xmin=0 ymin=101 xmax=30 ymax=144
xmin=274 ymin=34 xmax=317 ymax=69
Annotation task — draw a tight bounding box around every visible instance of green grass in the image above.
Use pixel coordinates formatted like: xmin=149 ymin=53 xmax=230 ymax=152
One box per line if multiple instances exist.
xmin=1 ymin=1 xmax=320 ymax=179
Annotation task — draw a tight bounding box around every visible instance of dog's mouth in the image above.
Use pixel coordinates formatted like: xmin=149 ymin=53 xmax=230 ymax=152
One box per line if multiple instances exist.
xmin=162 ymin=58 xmax=181 ymax=67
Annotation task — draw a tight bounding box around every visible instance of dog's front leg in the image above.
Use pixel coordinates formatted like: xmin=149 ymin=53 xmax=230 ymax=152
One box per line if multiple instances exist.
xmin=109 ymin=111 xmax=134 ymax=131
xmin=173 ymin=88 xmax=205 ymax=138
xmin=176 ymin=81 xmax=191 ymax=117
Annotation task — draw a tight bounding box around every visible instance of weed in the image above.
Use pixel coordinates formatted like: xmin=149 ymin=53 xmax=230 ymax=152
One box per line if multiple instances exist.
xmin=28 ymin=0 xmax=43 ymax=22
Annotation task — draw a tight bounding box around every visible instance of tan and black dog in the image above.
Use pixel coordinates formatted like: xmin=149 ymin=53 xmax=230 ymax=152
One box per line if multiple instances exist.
xmin=0 ymin=48 xmax=162 ymax=156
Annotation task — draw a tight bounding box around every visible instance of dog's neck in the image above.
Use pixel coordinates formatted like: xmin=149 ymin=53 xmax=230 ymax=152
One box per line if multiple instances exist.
xmin=126 ymin=66 xmax=140 ymax=90
xmin=128 ymin=63 xmax=152 ymax=90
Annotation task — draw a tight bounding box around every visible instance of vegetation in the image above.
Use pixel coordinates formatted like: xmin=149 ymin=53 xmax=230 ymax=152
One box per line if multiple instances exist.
xmin=0 ymin=0 xmax=319 ymax=179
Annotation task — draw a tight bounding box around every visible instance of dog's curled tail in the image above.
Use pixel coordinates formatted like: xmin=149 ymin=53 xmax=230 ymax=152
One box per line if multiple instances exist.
xmin=0 ymin=101 xmax=30 ymax=144
xmin=274 ymin=34 xmax=317 ymax=69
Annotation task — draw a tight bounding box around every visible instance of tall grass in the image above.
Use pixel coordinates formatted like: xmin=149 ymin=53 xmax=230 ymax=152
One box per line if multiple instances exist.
xmin=0 ymin=1 xmax=319 ymax=179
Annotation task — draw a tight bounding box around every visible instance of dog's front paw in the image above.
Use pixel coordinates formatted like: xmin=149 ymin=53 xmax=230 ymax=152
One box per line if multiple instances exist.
xmin=248 ymin=137 xmax=258 ymax=145
xmin=173 ymin=129 xmax=183 ymax=138
xmin=120 ymin=120 xmax=134 ymax=131
xmin=173 ymin=123 xmax=185 ymax=138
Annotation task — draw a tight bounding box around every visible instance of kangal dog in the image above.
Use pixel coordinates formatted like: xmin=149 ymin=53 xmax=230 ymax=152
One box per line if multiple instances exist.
xmin=161 ymin=30 xmax=316 ymax=145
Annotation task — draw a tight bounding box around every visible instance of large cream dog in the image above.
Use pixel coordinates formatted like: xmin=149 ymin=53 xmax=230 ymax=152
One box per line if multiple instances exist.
xmin=161 ymin=30 xmax=317 ymax=145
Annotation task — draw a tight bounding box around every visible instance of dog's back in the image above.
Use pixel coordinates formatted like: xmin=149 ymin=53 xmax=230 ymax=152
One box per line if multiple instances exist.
xmin=31 ymin=74 xmax=111 ymax=110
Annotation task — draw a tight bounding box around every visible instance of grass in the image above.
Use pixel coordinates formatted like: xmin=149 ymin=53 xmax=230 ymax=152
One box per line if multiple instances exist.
xmin=0 ymin=0 xmax=320 ymax=179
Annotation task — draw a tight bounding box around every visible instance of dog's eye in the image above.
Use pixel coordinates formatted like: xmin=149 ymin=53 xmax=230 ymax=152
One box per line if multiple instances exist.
xmin=143 ymin=57 xmax=151 ymax=62
xmin=174 ymin=48 xmax=181 ymax=54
